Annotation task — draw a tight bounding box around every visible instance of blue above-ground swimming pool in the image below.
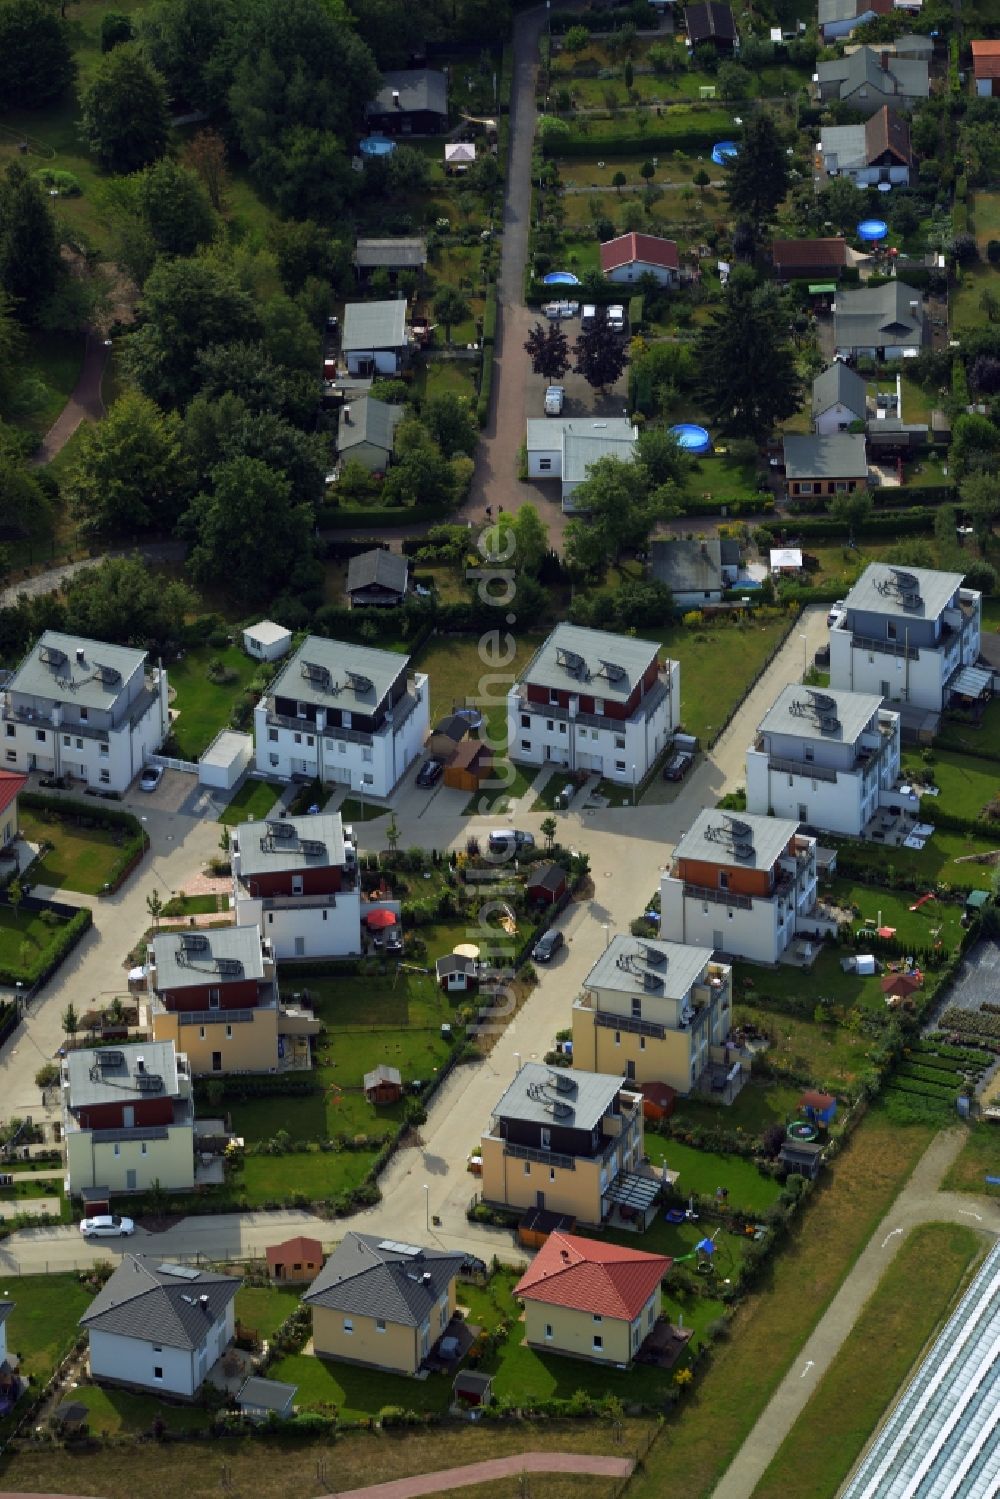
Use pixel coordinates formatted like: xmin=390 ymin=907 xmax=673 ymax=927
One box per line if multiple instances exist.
xmin=360 ymin=136 xmax=396 ymax=157
xmin=857 ymin=218 xmax=888 ymax=242
xmin=543 ymin=270 xmax=581 ymax=285
xmin=711 ymin=140 xmax=739 ymax=166
xmin=670 ymin=423 xmax=712 ymax=455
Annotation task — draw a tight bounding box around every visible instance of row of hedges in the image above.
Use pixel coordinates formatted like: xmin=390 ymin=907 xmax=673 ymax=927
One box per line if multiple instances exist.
xmin=21 ymin=792 xmax=148 ymax=894
xmin=541 ymin=123 xmax=734 ymax=158
xmin=0 ymin=904 xmax=92 ymax=989
xmin=319 ymin=503 xmax=450 ymax=531
xmin=193 ymin=1073 xmax=319 ymax=1104
xmin=780 ymin=507 xmax=936 ymax=539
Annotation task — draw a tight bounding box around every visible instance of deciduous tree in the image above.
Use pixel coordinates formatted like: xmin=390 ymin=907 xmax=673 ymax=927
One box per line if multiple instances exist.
xmin=186 ymin=455 xmax=314 ymax=604
xmin=563 ymin=455 xmax=655 ymax=573
xmin=433 ymin=285 xmax=471 ymax=344
xmin=524 ymin=320 xmax=570 ymax=381
xmin=180 ymin=128 xmax=228 ymax=210
xmin=64 ymin=556 xmax=194 ymax=649
xmin=0 ymin=163 xmax=62 ymax=324
xmin=66 ymin=389 xmax=186 ymax=534
xmin=0 ymin=0 xmax=75 ymax=107
xmin=573 ymin=318 xmax=630 ymax=393
xmin=81 ymin=43 xmax=170 ymax=173
xmin=423 ymin=393 xmax=478 ymax=458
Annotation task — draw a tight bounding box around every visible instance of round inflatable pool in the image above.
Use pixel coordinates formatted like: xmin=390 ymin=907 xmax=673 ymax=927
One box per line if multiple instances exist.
xmin=711 ymin=140 xmax=739 ymax=166
xmin=670 ymin=423 xmax=712 ymax=455
xmin=359 ymin=136 xmax=396 ymax=157
xmin=857 ymin=218 xmax=888 ymax=242
xmin=543 ymin=270 xmax=581 ymax=285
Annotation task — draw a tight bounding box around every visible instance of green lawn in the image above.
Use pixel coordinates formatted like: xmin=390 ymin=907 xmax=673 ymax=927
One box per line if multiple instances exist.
xmin=5 ymin=331 xmax=85 ymax=437
xmin=753 ymin=1222 xmax=981 ymax=1499
xmin=643 ymin=1137 xmax=783 ymax=1215
xmin=0 ymin=904 xmax=75 ymax=977
xmin=19 ymin=803 xmax=133 ymax=894
xmin=941 ymin=1124 xmax=1000 ymax=1194
xmin=0 ymin=1274 xmax=94 ymax=1437
xmin=235 ymin=1284 xmax=302 ymax=1341
xmin=669 ymin=1078 xmax=805 ymax=1136
xmin=735 ymin=947 xmax=886 ymax=1015
xmin=411 ymin=358 xmax=480 ymax=403
xmin=651 ymin=614 xmax=792 ymax=745
xmin=219 ymin=778 xmax=283 ymax=827
xmin=826 ymin=880 xmax=964 ymax=953
xmin=234 ymin=1147 xmax=382 ymax=1205
xmin=974 ymin=191 xmax=1000 ymax=250
xmin=412 ymin=633 xmax=545 ymax=749
xmin=628 ymin=1110 xmax=936 ymax=1499
xmin=951 ymin=262 xmax=997 ymax=334
xmin=338 ymin=796 xmax=390 ymax=823
xmin=902 ymin=748 xmax=1000 ymax=823
xmin=70 ymin=1383 xmax=212 ymax=1437
xmin=269 ymin=1349 xmax=453 ymax=1420
xmin=168 ymin=645 xmax=261 ymax=760
xmin=731 ymin=1007 xmax=875 ymax=1094
xmin=831 ymin=827 xmax=1000 ymax=893
xmin=160 ymin=893 xmax=221 ymax=917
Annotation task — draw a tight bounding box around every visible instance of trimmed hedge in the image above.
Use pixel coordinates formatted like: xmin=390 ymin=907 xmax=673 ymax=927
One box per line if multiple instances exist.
xmin=0 ymin=903 xmax=92 ymax=988
xmin=21 ymin=791 xmax=148 ymax=894
xmin=194 ymin=1074 xmax=320 ymax=1103
xmin=477 ymin=343 xmax=495 ymax=427
xmin=319 ymin=503 xmax=450 ymax=530
xmin=542 ymin=124 xmax=734 ymax=158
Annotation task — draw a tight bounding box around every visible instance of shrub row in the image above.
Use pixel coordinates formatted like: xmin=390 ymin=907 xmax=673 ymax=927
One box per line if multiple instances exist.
xmin=193 ymin=1074 xmax=319 ymax=1104
xmin=0 ymin=905 xmax=92 ymax=989
xmin=542 ymin=125 xmax=734 ymax=158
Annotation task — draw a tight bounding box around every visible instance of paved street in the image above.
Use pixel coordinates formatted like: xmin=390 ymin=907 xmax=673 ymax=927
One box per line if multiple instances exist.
xmin=0 ymin=605 xmax=826 ymax=1276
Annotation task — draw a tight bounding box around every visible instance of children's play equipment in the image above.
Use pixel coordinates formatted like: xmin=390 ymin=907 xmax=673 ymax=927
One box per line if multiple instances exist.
xmin=910 ymin=892 xmax=937 ymax=912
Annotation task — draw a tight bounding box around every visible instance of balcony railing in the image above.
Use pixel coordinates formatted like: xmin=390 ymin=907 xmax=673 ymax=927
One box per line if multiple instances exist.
xmin=502 ymin=1139 xmax=576 ymax=1171
xmin=266 ymin=711 xmax=374 ymax=748
xmin=683 ymin=882 xmax=752 ymax=911
xmin=767 ymin=752 xmax=838 ymax=784
xmin=593 ymin=1009 xmax=667 ymax=1040
xmin=850 ymin=633 xmax=918 ymax=661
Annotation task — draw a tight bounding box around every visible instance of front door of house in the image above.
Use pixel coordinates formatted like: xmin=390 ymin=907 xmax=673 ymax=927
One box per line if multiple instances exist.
xmin=126 ymin=1169 xmax=137 ymax=1190
xmin=712 ymin=929 xmax=723 ymax=949
xmin=123 ymin=1106 xmax=134 ymax=1128
xmin=536 ymin=1190 xmax=545 ymax=1210
xmin=212 ymin=1051 xmax=222 ymax=1072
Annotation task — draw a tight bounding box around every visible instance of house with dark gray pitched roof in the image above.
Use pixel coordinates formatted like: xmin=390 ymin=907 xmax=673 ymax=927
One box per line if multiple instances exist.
xmin=80 ymin=1255 xmax=241 ymax=1398
xmin=366 ymin=70 xmax=448 ymax=135
xmin=304 ymin=1233 xmax=465 ymax=1373
xmin=346 ymin=548 xmax=409 ymax=606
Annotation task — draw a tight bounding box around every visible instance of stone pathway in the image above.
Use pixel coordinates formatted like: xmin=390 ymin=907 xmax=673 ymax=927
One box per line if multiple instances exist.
xmin=30 ymin=331 xmax=107 ymax=467
xmin=332 ymin=1452 xmax=635 ymax=1499
xmin=0 ymin=1196 xmax=61 ymax=1220
xmin=711 ymin=1128 xmax=997 ymax=1499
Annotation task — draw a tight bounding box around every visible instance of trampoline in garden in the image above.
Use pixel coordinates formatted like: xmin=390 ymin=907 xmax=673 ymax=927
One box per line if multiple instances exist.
xmin=787 ymin=1119 xmax=819 ymax=1142
xmin=543 ymin=271 xmax=581 ymax=285
xmin=712 ymin=141 xmax=739 ymax=166
xmin=857 ymin=218 xmax=888 ymax=242
xmin=359 ymin=136 xmax=396 ymax=157
xmin=670 ymin=423 xmax=712 ymax=455
xmin=455 ymin=707 xmax=484 ymax=730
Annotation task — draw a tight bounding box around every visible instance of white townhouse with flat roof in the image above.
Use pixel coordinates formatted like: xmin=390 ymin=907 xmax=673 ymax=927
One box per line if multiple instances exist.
xmin=746 ymin=684 xmax=902 ymax=837
xmin=254 ymin=637 xmax=428 ymax=799
xmin=660 ymin=810 xmax=834 ymax=965
xmin=829 ymin=564 xmax=982 ymax=715
xmin=507 ymin=623 xmax=679 ymax=786
xmin=231 ymin=811 xmax=362 ymax=960
xmin=1 ymin=632 xmax=168 ymax=792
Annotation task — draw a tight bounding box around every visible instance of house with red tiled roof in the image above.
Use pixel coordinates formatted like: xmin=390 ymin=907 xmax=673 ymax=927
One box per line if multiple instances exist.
xmin=972 ymin=41 xmax=1000 ymax=97
xmin=513 ymin=1230 xmax=670 ymax=1366
xmin=771 ymin=238 xmax=850 ymax=280
xmin=0 ymin=769 xmax=27 ymax=856
xmin=599 ymin=232 xmax=680 ymax=288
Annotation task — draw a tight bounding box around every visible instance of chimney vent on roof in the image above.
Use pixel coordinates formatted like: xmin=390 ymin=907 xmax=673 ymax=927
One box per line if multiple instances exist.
xmin=392 ymin=90 xmax=401 ymax=106
xmin=76 ymin=648 xmax=85 ymax=664
xmin=199 ymin=1294 xmax=210 ymax=1308
xmin=136 ymin=1056 xmax=145 ymax=1074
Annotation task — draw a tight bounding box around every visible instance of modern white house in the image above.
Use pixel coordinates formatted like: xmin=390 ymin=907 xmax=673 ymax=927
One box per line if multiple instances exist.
xmin=829 ymin=564 xmax=983 ymax=716
xmin=62 ymin=1041 xmax=195 ymax=1197
xmin=508 ymin=623 xmax=680 ymax=786
xmin=1 ymin=632 xmax=168 ymax=792
xmin=660 ymin=810 xmax=835 ymax=965
xmin=80 ymin=1255 xmax=241 ymax=1399
xmin=812 ymin=364 xmax=869 ymax=435
xmin=341 ymin=300 xmax=409 ymax=377
xmin=231 ymin=812 xmax=363 ymax=960
xmin=243 ymin=621 xmax=292 ymax=662
xmin=572 ymin=935 xmax=732 ymax=1095
xmin=254 ymin=636 xmax=429 ymax=798
xmin=525 ymin=419 xmax=637 ymax=513
xmin=599 ymin=232 xmax=680 ymax=287
xmin=819 ymin=107 xmax=914 ymax=187
xmin=745 ymin=684 xmax=903 ymax=837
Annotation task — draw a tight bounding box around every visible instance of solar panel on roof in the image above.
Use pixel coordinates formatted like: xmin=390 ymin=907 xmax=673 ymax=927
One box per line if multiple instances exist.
xmin=377 ymin=1240 xmax=423 ymax=1256
xmin=134 ymin=1073 xmax=164 ymax=1092
xmin=157 ymin=1262 xmax=200 ymax=1280
xmin=97 ymin=1050 xmax=125 ymax=1069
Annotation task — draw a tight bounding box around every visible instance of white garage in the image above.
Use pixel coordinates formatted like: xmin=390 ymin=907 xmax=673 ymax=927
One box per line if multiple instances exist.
xmin=199 ymin=731 xmax=254 ymax=791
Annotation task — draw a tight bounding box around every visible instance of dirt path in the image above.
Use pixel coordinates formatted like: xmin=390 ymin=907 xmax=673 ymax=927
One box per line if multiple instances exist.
xmin=332 ymin=1452 xmax=635 ymax=1499
xmin=713 ymin=1128 xmax=998 ymax=1499
xmin=30 ymin=331 xmax=109 ymax=467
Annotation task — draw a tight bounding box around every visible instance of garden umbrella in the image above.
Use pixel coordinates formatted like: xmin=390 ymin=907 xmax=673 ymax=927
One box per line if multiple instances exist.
xmin=365 ymin=909 xmax=398 ymax=929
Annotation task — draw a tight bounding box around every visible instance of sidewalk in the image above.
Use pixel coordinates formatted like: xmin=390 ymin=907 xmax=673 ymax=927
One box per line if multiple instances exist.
xmin=335 ymin=1452 xmax=634 ymax=1499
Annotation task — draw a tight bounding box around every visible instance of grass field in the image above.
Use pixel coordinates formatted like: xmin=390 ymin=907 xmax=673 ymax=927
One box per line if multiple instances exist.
xmin=731 ymin=1007 xmax=875 ymax=1093
xmin=0 ymin=1274 xmax=94 ymax=1437
xmin=901 ymin=748 xmax=1000 ymax=823
xmin=941 ymin=1124 xmax=1000 ymax=1194
xmin=70 ymin=1383 xmax=212 ymax=1437
xmin=6 ymin=331 xmax=85 ymax=436
xmin=233 ymin=1147 xmax=382 ymax=1205
xmin=734 ymin=948 xmax=885 ymax=1015
xmin=168 ymin=646 xmax=261 ymax=760
xmin=651 ymin=614 xmax=792 ymax=745
xmin=627 ymin=1109 xmax=935 ymax=1499
xmin=0 ymin=904 xmax=74 ymax=975
xmin=411 ymin=633 xmax=545 ymax=748
xmin=160 ymin=893 xmax=221 ymax=917
xmin=826 ymin=880 xmax=964 ymax=953
xmin=668 ymin=1078 xmax=803 ymax=1136
xmin=0 ymin=1419 xmax=657 ymax=1499
xmin=830 ymin=827 xmax=1000 ymax=892
xmin=233 ymin=1284 xmax=301 ymax=1341
xmin=643 ymin=1136 xmax=782 ymax=1214
xmin=218 ymin=778 xmax=283 ymax=827
xmin=752 ymin=1222 xmax=982 ymax=1499
xmin=19 ymin=804 xmax=131 ymax=894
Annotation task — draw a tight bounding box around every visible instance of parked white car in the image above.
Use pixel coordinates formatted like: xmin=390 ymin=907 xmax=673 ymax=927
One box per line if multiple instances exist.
xmin=607 ymin=303 xmax=626 ymax=332
xmin=544 ymin=385 xmax=565 ymax=416
xmin=80 ymin=1214 xmax=136 ymax=1238
xmin=543 ymin=301 xmax=578 ymax=320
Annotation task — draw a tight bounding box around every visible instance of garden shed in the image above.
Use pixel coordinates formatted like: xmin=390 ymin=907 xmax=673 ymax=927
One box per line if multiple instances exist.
xmin=266 ymin=1235 xmax=324 ymax=1283
xmin=453 ymin=1370 xmax=493 ymax=1407
xmin=798 ymin=1090 xmax=837 ymax=1127
xmin=443 ymin=740 xmax=493 ymax=792
xmin=364 ymin=1064 xmax=403 ymax=1103
xmin=526 ymin=861 xmax=568 ymax=906
xmin=237 ymin=1376 xmax=297 ymax=1422
xmin=243 ymin=620 xmax=292 ymax=662
xmin=639 ymin=1081 xmax=677 ymax=1122
xmin=436 ymin=952 xmax=477 ymax=993
xmin=199 ymin=732 xmax=254 ymax=791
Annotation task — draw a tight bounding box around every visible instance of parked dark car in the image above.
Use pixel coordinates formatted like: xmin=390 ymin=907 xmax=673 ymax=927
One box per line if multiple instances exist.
xmin=663 ymin=751 xmax=694 ymax=782
xmin=532 ymin=930 xmax=564 ymax=963
xmin=416 ymin=758 xmax=444 ymax=788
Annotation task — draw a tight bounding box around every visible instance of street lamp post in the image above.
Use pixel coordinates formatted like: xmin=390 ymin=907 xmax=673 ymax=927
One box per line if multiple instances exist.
xmin=632 ymin=764 xmax=637 ymax=807
xmin=423 ymin=1183 xmax=430 ymax=1232
xmin=799 ymin=633 xmax=808 ymax=680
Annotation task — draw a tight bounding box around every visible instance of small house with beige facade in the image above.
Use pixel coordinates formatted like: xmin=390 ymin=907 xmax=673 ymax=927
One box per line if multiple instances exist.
xmin=303 ymin=1233 xmax=465 ymax=1375
xmin=573 ymin=935 xmax=731 ymax=1095
xmin=514 ymin=1230 xmax=670 ymax=1367
xmin=479 ymin=1063 xmax=652 ymax=1229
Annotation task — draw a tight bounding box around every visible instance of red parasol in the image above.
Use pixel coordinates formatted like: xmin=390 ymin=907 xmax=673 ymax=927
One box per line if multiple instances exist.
xmin=365 ymin=908 xmax=398 ymax=930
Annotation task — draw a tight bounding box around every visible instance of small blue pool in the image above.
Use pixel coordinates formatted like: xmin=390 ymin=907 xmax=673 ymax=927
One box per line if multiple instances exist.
xmin=670 ymin=423 xmax=712 ymax=455
xmin=543 ymin=270 xmax=581 ymax=285
xmin=711 ymin=140 xmax=739 ymax=166
xmin=360 ymin=136 xmax=396 ymax=157
xmin=857 ymin=218 xmax=888 ymax=242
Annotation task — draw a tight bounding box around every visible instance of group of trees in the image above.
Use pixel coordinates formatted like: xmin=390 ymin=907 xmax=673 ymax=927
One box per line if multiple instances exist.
xmin=524 ymin=317 xmax=629 ymax=393
xmin=563 ymin=425 xmax=690 ymax=577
